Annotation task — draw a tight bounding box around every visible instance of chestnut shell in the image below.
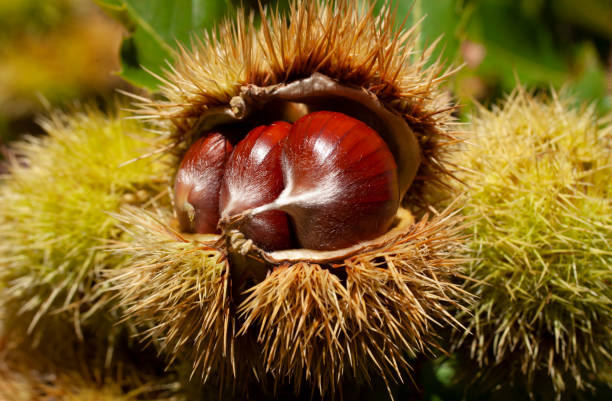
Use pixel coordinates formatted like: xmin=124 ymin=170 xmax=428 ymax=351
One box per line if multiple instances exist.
xmin=174 ymin=133 xmax=233 ymax=233
xmin=275 ymin=111 xmax=400 ymax=250
xmin=219 ymin=121 xmax=293 ymax=251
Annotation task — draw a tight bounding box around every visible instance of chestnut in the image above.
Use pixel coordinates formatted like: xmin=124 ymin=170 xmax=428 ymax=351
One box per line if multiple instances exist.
xmin=251 ymin=111 xmax=400 ymax=251
xmin=219 ymin=121 xmax=293 ymax=251
xmin=173 ymin=133 xmax=233 ymax=233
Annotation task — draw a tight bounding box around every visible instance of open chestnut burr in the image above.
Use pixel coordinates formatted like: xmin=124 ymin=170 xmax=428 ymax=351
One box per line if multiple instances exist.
xmin=115 ymin=1 xmax=466 ymax=398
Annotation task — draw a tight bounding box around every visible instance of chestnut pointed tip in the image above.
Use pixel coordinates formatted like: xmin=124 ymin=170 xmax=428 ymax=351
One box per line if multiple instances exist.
xmin=182 ymin=201 xmax=196 ymax=225
xmin=219 ymin=208 xmax=254 ymax=232
xmin=217 ymin=212 xmax=229 ymax=227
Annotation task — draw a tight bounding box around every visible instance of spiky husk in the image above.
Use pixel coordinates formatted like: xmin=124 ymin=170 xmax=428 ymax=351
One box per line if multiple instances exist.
xmin=238 ymin=209 xmax=468 ymax=397
xmin=1 ymin=293 xmax=180 ymax=401
xmin=109 ymin=203 xmax=468 ymax=397
xmin=0 ymin=107 xmax=168 ymax=337
xmin=133 ymin=0 xmax=461 ymax=208
xmin=0 ymin=370 xmax=155 ymax=401
xmin=453 ymin=89 xmax=612 ymax=396
xmin=106 ymin=206 xmax=236 ymax=384
xmin=110 ymin=0 xmax=469 ymax=396
xmin=0 ymin=353 xmax=179 ymax=401
xmin=0 ymin=326 xmax=181 ymax=401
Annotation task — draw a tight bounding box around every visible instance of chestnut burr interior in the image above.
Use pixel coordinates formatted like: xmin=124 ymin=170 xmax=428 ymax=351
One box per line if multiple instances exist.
xmin=238 ymin=73 xmax=421 ymax=199
xmin=174 ymin=73 xmax=424 ymax=262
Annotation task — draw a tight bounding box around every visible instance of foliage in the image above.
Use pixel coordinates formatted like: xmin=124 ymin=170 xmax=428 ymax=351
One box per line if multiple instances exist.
xmin=94 ymin=0 xmax=284 ymax=90
xmin=0 ymin=0 xmax=123 ymax=144
xmin=370 ymin=0 xmax=612 ymax=116
xmin=94 ymin=0 xmax=612 ymax=115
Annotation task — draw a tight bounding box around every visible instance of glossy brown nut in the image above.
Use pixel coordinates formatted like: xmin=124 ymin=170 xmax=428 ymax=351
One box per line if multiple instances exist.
xmin=276 ymin=111 xmax=399 ymax=250
xmin=174 ymin=133 xmax=233 ymax=233
xmin=219 ymin=121 xmax=293 ymax=251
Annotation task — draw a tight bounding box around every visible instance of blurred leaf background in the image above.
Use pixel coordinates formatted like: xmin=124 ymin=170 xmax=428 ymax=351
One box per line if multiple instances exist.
xmin=0 ymin=0 xmax=126 ymax=145
xmin=0 ymin=0 xmax=611 ymax=399
xmin=2 ymin=0 xmax=611 ymax=147
xmin=95 ymin=0 xmax=612 ymax=116
xmin=400 ymin=0 xmax=612 ymax=117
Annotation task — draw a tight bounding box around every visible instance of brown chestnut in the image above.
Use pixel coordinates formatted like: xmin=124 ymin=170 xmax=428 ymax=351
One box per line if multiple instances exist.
xmin=251 ymin=111 xmax=400 ymax=250
xmin=219 ymin=121 xmax=293 ymax=251
xmin=174 ymin=133 xmax=233 ymax=233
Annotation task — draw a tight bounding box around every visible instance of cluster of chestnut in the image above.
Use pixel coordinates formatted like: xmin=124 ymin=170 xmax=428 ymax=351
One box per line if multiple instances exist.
xmin=174 ymin=111 xmax=400 ymax=252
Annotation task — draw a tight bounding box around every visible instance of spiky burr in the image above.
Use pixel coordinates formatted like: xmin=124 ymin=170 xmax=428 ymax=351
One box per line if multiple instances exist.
xmin=453 ymin=88 xmax=612 ymax=398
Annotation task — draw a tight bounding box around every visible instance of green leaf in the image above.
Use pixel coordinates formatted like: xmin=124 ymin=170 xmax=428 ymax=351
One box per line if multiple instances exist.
xmin=369 ymin=0 xmax=464 ymax=64
xmin=118 ymin=28 xmax=170 ymax=90
xmin=414 ymin=0 xmax=464 ymax=63
xmin=122 ymin=0 xmax=230 ymax=47
xmin=94 ymin=0 xmax=133 ymax=29
xmin=567 ymin=43 xmax=612 ymax=115
xmin=466 ymin=0 xmax=569 ymax=89
xmin=96 ymin=0 xmax=235 ymax=91
xmin=375 ymin=1 xmax=569 ymax=86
